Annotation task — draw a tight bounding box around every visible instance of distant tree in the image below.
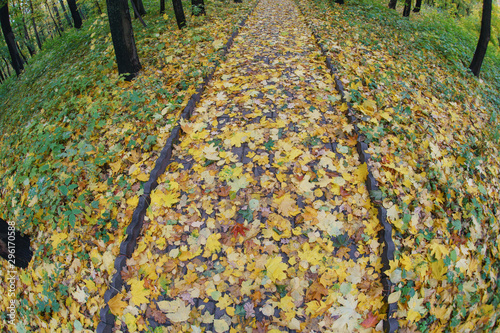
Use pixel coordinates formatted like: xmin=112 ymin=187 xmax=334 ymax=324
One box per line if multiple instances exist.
xmin=234 ymin=0 xmax=242 ymax=3
xmin=335 ymin=0 xmax=344 ymax=4
xmin=66 ymin=0 xmax=82 ymax=28
xmin=28 ymin=0 xmax=43 ymax=50
xmin=59 ymin=0 xmax=72 ymax=26
xmin=172 ymin=0 xmax=186 ymax=29
xmin=106 ymin=0 xmax=141 ymax=80
xmin=191 ymin=0 xmax=206 ymax=15
xmin=0 ymin=2 xmax=24 ymax=75
xmin=470 ymin=0 xmax=492 ymax=76
xmin=389 ymin=0 xmax=397 ymax=9
xmin=160 ymin=0 xmax=165 ymax=14
xmin=131 ymin=0 xmax=146 ymax=18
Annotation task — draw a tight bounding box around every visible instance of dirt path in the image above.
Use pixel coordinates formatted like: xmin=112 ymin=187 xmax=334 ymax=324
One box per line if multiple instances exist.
xmin=114 ymin=0 xmax=386 ymax=331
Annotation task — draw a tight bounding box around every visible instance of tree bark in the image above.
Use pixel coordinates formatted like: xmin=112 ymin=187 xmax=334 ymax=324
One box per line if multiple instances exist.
xmin=413 ymin=0 xmax=421 ymax=11
xmin=106 ymin=0 xmax=142 ymax=80
xmin=131 ymin=0 xmax=146 ymax=18
xmin=388 ymin=0 xmax=397 ymax=9
xmin=2 ymin=56 xmax=12 ymax=76
xmin=0 ymin=3 xmax=24 ymax=76
xmin=469 ymin=0 xmax=491 ymax=76
xmin=403 ymin=0 xmax=411 ymax=16
xmin=46 ymin=2 xmax=63 ymax=36
xmin=160 ymin=0 xmax=165 ymax=13
xmin=172 ymin=0 xmax=186 ymax=29
xmin=335 ymin=0 xmax=344 ymax=4
xmin=94 ymin=0 xmax=102 ymax=14
xmin=22 ymin=17 xmax=36 ymax=56
xmin=66 ymin=0 xmax=83 ymax=28
xmin=29 ymin=0 xmax=43 ymax=50
xmin=17 ymin=41 xmax=28 ymax=64
xmin=234 ymin=0 xmax=242 ymax=3
xmin=191 ymin=0 xmax=206 ymax=15
xmin=59 ymin=0 xmax=73 ymax=26
xmin=53 ymin=5 xmax=65 ymax=31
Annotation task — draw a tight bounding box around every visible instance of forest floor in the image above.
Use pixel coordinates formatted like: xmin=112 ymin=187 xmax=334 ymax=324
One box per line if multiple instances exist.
xmin=0 ymin=0 xmax=500 ymax=332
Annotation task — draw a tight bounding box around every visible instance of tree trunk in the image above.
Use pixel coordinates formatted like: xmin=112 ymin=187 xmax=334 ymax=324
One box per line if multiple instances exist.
xmin=17 ymin=41 xmax=28 ymax=64
xmin=403 ymin=0 xmax=411 ymax=16
xmin=94 ymin=0 xmax=102 ymax=14
xmin=0 ymin=4 xmax=24 ymax=76
xmin=53 ymin=5 xmax=65 ymax=31
xmin=22 ymin=17 xmax=36 ymax=56
xmin=66 ymin=0 xmax=83 ymax=28
xmin=132 ymin=0 xmax=146 ymax=18
xmin=469 ymin=0 xmax=491 ymax=76
xmin=29 ymin=0 xmax=43 ymax=50
xmin=335 ymin=0 xmax=344 ymax=4
xmin=234 ymin=0 xmax=242 ymax=3
xmin=106 ymin=0 xmax=142 ymax=80
xmin=46 ymin=2 xmax=63 ymax=36
xmin=160 ymin=0 xmax=165 ymax=13
xmin=2 ymin=56 xmax=12 ymax=76
xmin=388 ymin=0 xmax=397 ymax=9
xmin=0 ymin=67 xmax=4 ymax=82
xmin=59 ymin=0 xmax=73 ymax=26
xmin=413 ymin=0 xmax=422 ymax=11
xmin=191 ymin=0 xmax=206 ymax=15
xmin=172 ymin=0 xmax=186 ymax=29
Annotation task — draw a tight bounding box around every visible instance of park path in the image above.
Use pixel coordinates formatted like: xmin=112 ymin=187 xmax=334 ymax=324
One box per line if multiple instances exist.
xmin=116 ymin=0 xmax=386 ymax=331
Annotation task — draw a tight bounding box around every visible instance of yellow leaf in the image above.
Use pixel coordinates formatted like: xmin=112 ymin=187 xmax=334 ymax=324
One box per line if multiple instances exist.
xmin=108 ymin=293 xmax=127 ymax=316
xmin=354 ymin=163 xmax=368 ymax=182
xmin=124 ymin=312 xmax=137 ymax=332
xmin=273 ymin=193 xmax=300 ymax=217
xmin=137 ymin=172 xmax=149 ymax=182
xmin=266 ymin=256 xmax=287 ymax=282
xmin=158 ymin=298 xmax=191 ymax=322
xmin=388 ymin=290 xmax=400 ymax=304
xmin=214 ymin=319 xmax=230 ymax=332
xmin=130 ymin=278 xmax=150 ymax=306
xmin=429 ymin=241 xmax=450 ymax=259
xmin=127 ymin=196 xmax=139 ymax=207
xmin=50 ymin=232 xmax=68 ymax=248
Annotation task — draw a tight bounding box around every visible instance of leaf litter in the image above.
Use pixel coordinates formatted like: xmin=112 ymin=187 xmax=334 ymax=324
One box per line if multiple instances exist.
xmin=114 ymin=0 xmax=386 ymax=331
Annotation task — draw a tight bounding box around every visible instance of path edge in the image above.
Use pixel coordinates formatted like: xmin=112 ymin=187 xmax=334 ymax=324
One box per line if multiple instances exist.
xmin=96 ymin=3 xmax=259 ymax=332
xmin=295 ymin=1 xmax=399 ymax=332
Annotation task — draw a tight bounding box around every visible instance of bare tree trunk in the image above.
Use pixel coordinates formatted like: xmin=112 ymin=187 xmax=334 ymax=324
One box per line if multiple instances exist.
xmin=66 ymin=0 xmax=83 ymax=28
xmin=59 ymin=0 xmax=72 ymax=26
xmin=388 ymin=0 xmax=397 ymax=9
xmin=469 ymin=0 xmax=492 ymax=76
xmin=2 ymin=56 xmax=12 ymax=76
xmin=0 ymin=3 xmax=24 ymax=75
xmin=172 ymin=0 xmax=186 ymax=29
xmin=413 ymin=0 xmax=422 ymax=11
xmin=94 ymin=0 xmax=102 ymax=14
xmin=403 ymin=0 xmax=411 ymax=16
xmin=22 ymin=17 xmax=36 ymax=56
xmin=46 ymin=1 xmax=63 ymax=36
xmin=53 ymin=4 xmax=65 ymax=32
xmin=29 ymin=0 xmax=43 ymax=50
xmin=106 ymin=0 xmax=142 ymax=80
xmin=160 ymin=0 xmax=165 ymax=13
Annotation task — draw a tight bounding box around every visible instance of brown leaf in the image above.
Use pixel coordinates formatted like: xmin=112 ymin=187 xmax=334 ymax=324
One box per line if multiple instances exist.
xmin=361 ymin=312 xmax=379 ymax=328
xmin=217 ymin=186 xmax=231 ymax=197
xmin=305 ymin=281 xmax=329 ymax=302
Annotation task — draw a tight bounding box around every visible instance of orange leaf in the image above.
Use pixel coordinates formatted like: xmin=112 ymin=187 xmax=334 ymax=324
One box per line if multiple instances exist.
xmin=361 ymin=312 xmax=379 ymax=328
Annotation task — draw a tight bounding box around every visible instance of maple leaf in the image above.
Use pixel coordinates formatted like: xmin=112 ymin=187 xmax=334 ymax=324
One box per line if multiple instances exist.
xmin=360 ymin=312 xmax=379 ymax=328
xmin=108 ymin=293 xmax=127 ymax=316
xmin=329 ymin=294 xmax=362 ymax=332
xmin=273 ymin=193 xmax=300 ymax=217
xmin=265 ymin=256 xmax=288 ymax=282
xmin=231 ymin=223 xmax=249 ymax=237
xmin=130 ymin=278 xmax=151 ymax=306
xmin=72 ymin=286 xmax=88 ymax=304
xmin=305 ymin=281 xmax=329 ymax=301
xmin=157 ymin=298 xmax=191 ymax=322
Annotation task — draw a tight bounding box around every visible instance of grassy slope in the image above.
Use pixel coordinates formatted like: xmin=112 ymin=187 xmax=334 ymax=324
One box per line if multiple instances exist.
xmin=0 ymin=0 xmax=256 ymax=331
xmin=298 ymin=0 xmax=500 ymax=330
